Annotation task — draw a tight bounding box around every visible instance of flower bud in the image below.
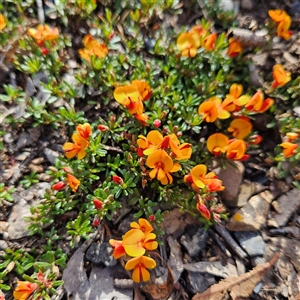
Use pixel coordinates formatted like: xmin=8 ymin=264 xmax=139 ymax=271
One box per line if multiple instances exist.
xmin=109 ymin=32 xmax=115 ymax=39
xmin=153 ymin=119 xmax=161 ymax=128
xmin=93 ymin=198 xmax=103 ymax=210
xmin=98 ymin=125 xmax=109 ymax=132
xmin=127 ymin=153 xmax=133 ymax=162
xmin=248 ymin=134 xmax=262 ymax=145
xmin=110 ymin=115 xmax=116 ymax=124
xmin=93 ymin=215 xmax=101 ymax=227
xmin=286 ymin=132 xmax=299 ymax=142
xmin=107 ymin=194 xmax=114 ymax=201
xmin=52 ymin=182 xmax=67 ymax=191
xmin=177 ymin=131 xmax=183 ymax=137
xmin=149 ymin=214 xmax=155 ymax=221
xmin=41 ymin=47 xmax=49 ymax=55
xmin=196 ymin=202 xmax=211 ymax=220
xmin=6 ymin=261 xmax=15 ymax=273
xmin=112 ymin=175 xmax=124 ymax=185
xmin=62 ymin=166 xmax=73 ymax=173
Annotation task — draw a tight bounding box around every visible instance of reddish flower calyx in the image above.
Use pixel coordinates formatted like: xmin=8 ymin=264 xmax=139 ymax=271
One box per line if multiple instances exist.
xmin=149 ymin=215 xmax=155 ymax=221
xmin=52 ymin=181 xmax=67 ymax=191
xmin=112 ymin=175 xmax=124 ymax=185
xmin=153 ymin=119 xmax=161 ymax=128
xmin=98 ymin=125 xmax=109 ymax=132
xmin=93 ymin=215 xmax=101 ymax=227
xmin=93 ymin=199 xmax=103 ymax=210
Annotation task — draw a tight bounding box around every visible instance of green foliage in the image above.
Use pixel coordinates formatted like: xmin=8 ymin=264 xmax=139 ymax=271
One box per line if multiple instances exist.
xmin=1 ymin=0 xmax=300 ymax=296
xmin=20 ymin=172 xmax=39 ymax=189
xmin=0 ymin=183 xmax=15 ymax=204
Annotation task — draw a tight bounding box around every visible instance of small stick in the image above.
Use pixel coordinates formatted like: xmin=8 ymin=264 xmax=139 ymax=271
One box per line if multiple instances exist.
xmin=214 ymin=225 xmax=247 ymax=259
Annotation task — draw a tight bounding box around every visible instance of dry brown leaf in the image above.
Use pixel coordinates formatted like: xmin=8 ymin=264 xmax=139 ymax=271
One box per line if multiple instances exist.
xmin=140 ymin=252 xmax=174 ymax=300
xmin=192 ymin=253 xmax=279 ymax=300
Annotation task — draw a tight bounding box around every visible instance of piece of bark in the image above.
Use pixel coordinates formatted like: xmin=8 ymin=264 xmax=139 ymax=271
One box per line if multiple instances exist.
xmin=192 ymin=253 xmax=279 ymax=300
xmin=214 ymin=225 xmax=247 ymax=259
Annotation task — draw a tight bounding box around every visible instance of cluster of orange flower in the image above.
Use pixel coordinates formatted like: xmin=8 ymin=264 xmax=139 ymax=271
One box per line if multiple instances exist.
xmin=52 ymin=169 xmax=80 ymax=193
xmin=199 ymin=84 xmax=274 ymax=125
xmin=63 ymin=123 xmax=92 ymax=160
xmin=184 ymin=164 xmax=224 ymax=193
xmin=27 ymin=24 xmax=59 ymax=45
xmin=195 ymin=194 xmax=226 ymax=222
xmin=109 ymin=218 xmax=157 ymax=283
xmin=27 ymin=24 xmax=59 ymax=55
xmin=114 ymin=80 xmax=152 ymax=126
xmin=280 ymin=132 xmax=299 ymax=158
xmin=207 ymin=132 xmax=251 ymax=161
xmin=137 ymin=130 xmax=192 ymax=185
xmin=271 ymin=64 xmax=291 ymax=89
xmin=268 ymin=9 xmax=292 ymax=40
xmin=56 ymin=123 xmax=92 ymax=193
xmin=13 ymin=281 xmax=38 ymax=300
xmin=12 ymin=271 xmax=53 ymax=300
xmin=183 ymin=165 xmax=226 ymax=222
xmin=176 ymin=24 xmax=243 ymax=58
xmin=0 ymin=13 xmax=6 ymax=30
xmin=78 ymin=34 xmax=108 ymax=63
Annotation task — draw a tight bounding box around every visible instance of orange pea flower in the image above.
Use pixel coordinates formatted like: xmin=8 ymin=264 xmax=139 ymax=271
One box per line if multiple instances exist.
xmin=268 ymin=10 xmax=292 ymax=40
xmin=206 ymin=133 xmax=229 ymax=156
xmin=268 ymin=9 xmax=290 ymax=22
xmin=67 ymin=174 xmax=80 ymax=192
xmin=13 ymin=281 xmax=38 ymax=300
xmin=177 ymin=32 xmax=200 ymax=57
xmin=271 ymin=64 xmax=291 ymax=88
xmin=226 ymin=139 xmax=249 ymax=160
xmin=190 ymin=24 xmax=207 ymax=38
xmin=63 ymin=133 xmax=89 ymax=159
xmin=76 ymin=123 xmax=92 ymax=140
xmin=184 ymin=164 xmax=224 ymax=192
xmin=113 ymin=85 xmax=144 ymax=115
xmin=52 ymin=181 xmax=67 ymax=191
xmin=0 ymin=13 xmax=6 ymax=30
xmin=286 ymin=132 xmax=299 ymax=142
xmin=227 ymin=38 xmax=243 ymax=57
xmin=137 ymin=130 xmax=163 ymax=156
xmin=198 ymin=101 xmax=218 ymax=122
xmin=245 ymin=90 xmax=274 ymax=113
xmin=202 ymin=33 xmax=217 ymax=51
xmin=131 ymin=80 xmax=152 ymax=101
xmin=198 ymin=97 xmax=231 ymax=122
xmin=248 ymin=134 xmax=263 ymax=145
xmin=125 ymin=255 xmax=156 ymax=283
xmin=277 ymin=19 xmax=292 ymax=40
xmin=78 ymin=34 xmax=108 ymax=62
xmin=222 ymin=84 xmax=250 ymax=112
xmin=122 ymin=229 xmax=158 ymax=257
xmin=227 ymin=117 xmax=252 ymax=139
xmin=109 ymin=239 xmax=126 ymax=259
xmin=133 ymin=113 xmax=149 ymax=126
xmin=28 ymin=24 xmax=59 ymax=44
xmin=146 ymin=149 xmax=180 ymax=185
xmin=167 ymin=134 xmax=192 ymax=160
xmin=280 ymin=142 xmax=298 ymax=158
xmin=130 ymin=218 xmax=154 ymax=235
